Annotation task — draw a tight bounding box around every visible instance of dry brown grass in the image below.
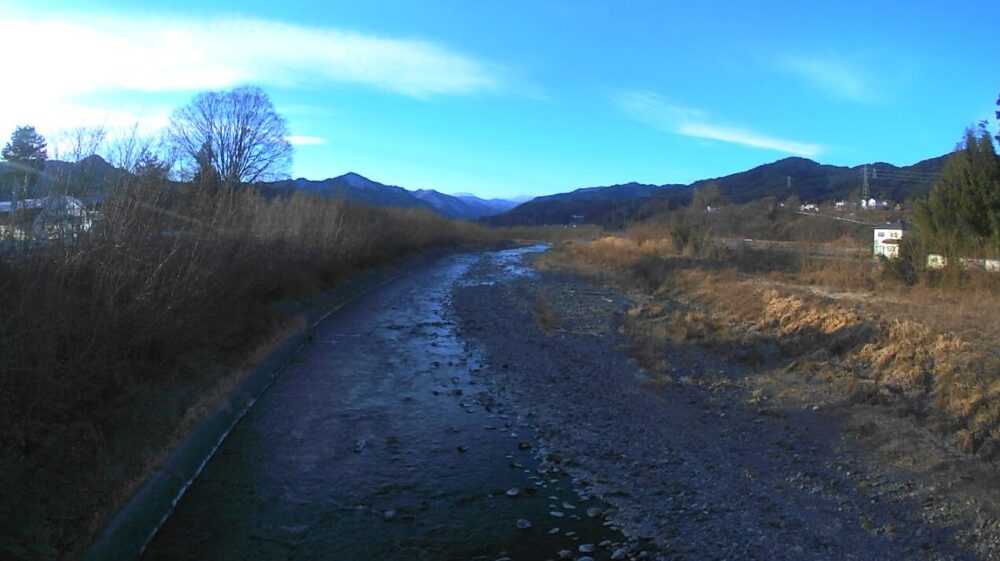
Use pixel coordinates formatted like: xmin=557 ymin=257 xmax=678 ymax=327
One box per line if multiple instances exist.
xmin=0 ymin=178 xmax=507 ymax=560
xmin=539 ymin=221 xmax=1000 ymax=556
xmin=548 ymin=229 xmax=1000 ymax=465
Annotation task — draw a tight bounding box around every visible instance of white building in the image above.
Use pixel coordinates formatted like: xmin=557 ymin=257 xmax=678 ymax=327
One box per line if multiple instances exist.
xmin=1 ymin=196 xmax=92 ymax=240
xmin=873 ymin=221 xmax=905 ymax=258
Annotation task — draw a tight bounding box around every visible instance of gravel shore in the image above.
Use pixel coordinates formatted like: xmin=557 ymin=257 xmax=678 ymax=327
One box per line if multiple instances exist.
xmin=452 ymin=249 xmax=987 ymax=561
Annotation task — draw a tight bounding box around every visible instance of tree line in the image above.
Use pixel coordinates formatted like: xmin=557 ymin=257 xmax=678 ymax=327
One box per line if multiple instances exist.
xmin=1 ymin=85 xmax=292 ymax=205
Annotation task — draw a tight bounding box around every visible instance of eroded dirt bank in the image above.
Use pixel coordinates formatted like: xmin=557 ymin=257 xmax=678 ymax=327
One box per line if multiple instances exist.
xmin=453 ymin=249 xmax=998 ymax=560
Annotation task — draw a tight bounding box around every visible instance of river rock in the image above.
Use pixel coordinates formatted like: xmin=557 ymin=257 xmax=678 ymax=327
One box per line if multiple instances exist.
xmin=516 ymin=519 xmax=532 ymax=530
xmin=579 ymin=543 xmax=595 ymax=553
xmin=506 ymin=487 xmax=520 ymax=497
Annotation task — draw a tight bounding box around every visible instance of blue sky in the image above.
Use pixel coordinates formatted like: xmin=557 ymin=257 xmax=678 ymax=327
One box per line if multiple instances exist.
xmin=0 ymin=0 xmax=996 ymax=198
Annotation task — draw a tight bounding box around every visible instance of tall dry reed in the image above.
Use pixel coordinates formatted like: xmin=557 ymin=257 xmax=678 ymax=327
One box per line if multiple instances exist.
xmin=0 ymin=177 xmax=499 ymax=560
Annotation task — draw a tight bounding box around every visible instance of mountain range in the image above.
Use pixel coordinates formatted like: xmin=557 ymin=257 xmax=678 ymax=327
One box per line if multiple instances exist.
xmin=486 ymin=154 xmax=949 ymax=227
xmin=259 ymin=172 xmax=518 ymax=220
xmin=0 ymin=160 xmax=519 ymax=220
xmin=1 ymin=152 xmax=951 ymax=226
xmin=0 ymin=154 xmax=130 ymax=202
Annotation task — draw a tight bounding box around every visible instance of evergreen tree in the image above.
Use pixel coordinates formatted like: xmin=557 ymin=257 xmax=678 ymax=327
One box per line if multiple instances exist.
xmin=191 ymin=141 xmax=222 ymax=192
xmin=2 ymin=125 xmax=48 ymax=200
xmin=134 ymin=152 xmax=171 ymax=183
xmin=914 ymin=123 xmax=1000 ymax=257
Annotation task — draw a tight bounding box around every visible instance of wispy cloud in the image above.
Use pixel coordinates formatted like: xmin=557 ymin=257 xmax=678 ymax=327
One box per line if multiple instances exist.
xmin=0 ymin=14 xmax=502 ymax=140
xmin=0 ymin=15 xmax=499 ymax=98
xmin=780 ymin=55 xmax=876 ymax=103
xmin=613 ymin=90 xmax=823 ymax=157
xmin=285 ymin=135 xmax=326 ymax=146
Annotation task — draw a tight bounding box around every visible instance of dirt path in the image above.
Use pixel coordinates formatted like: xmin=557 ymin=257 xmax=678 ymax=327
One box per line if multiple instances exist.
xmin=452 ymin=248 xmax=983 ymax=561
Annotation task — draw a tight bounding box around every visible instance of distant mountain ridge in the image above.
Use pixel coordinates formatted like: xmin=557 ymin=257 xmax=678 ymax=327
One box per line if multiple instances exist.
xmin=487 ymin=154 xmax=950 ymax=227
xmin=412 ymin=189 xmax=517 ymax=220
xmin=486 ymin=181 xmax=683 ymax=227
xmin=262 ymin=173 xmax=432 ymax=210
xmin=0 ymin=160 xmax=519 ymax=220
xmin=260 ymin=173 xmax=517 ymax=220
xmin=1 ymin=153 xmax=951 ymax=226
xmin=0 ymin=154 xmax=129 ymax=202
xmin=688 ymin=155 xmax=948 ymax=205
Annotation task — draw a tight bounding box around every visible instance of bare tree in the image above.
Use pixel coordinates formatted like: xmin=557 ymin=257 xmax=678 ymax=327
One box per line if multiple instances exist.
xmin=49 ymin=126 xmax=109 ymax=197
xmin=107 ymin=123 xmax=167 ymax=175
xmin=167 ymin=86 xmax=292 ymax=188
xmin=55 ymin=126 xmax=108 ymax=163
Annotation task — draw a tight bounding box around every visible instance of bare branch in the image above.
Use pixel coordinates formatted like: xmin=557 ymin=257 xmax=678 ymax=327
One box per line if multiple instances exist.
xmin=167 ymin=86 xmax=292 ymax=188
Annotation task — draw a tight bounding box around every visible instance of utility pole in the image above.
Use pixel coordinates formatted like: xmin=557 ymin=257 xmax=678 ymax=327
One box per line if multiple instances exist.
xmin=861 ymin=164 xmax=870 ymax=207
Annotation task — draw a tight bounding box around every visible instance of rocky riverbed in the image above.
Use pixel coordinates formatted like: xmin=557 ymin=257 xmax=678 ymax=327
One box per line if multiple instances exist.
xmin=143 ymin=248 xmax=634 ymax=561
xmin=140 ymin=245 xmax=996 ymax=560
xmin=452 ymin=247 xmax=989 ymax=561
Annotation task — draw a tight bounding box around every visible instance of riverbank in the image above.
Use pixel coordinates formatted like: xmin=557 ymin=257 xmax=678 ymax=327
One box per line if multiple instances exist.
xmin=479 ymin=238 xmax=1000 ymax=559
xmin=0 ymin=183 xmax=512 ymax=560
xmin=141 ymin=248 xmax=635 ymax=561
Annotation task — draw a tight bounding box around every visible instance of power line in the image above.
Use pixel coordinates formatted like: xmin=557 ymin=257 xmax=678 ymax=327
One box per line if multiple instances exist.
xmin=872 ymin=164 xmax=939 ymax=173
xmin=873 ymin=178 xmax=933 ymax=184
xmin=873 ymin=171 xmax=938 ymax=178
xmin=868 ymin=164 xmax=940 ymax=186
xmin=870 ymin=166 xmax=939 ymax=179
xmin=872 ymin=174 xmax=938 ymax=183
xmin=874 ymin=171 xmax=940 ymax=179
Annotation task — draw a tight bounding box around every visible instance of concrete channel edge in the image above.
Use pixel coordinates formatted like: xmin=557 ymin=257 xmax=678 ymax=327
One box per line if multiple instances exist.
xmin=81 ymin=255 xmax=433 ymax=561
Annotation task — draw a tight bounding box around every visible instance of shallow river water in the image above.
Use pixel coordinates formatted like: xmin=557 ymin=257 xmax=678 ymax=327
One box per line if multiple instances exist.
xmin=143 ymin=246 xmax=624 ymax=560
